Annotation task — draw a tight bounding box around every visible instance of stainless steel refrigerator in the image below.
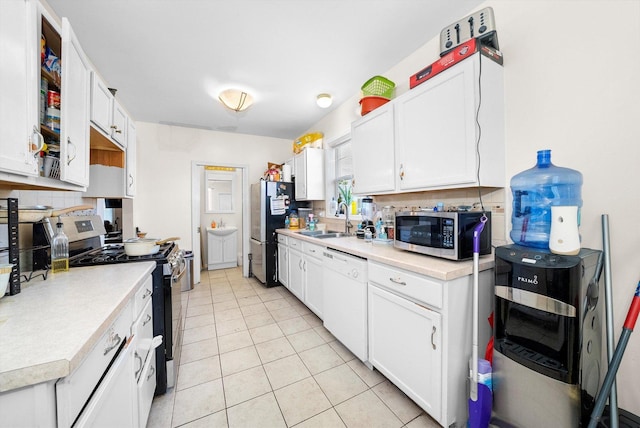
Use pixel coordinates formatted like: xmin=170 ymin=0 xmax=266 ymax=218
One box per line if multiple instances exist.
xmin=250 ymin=180 xmax=301 ymax=287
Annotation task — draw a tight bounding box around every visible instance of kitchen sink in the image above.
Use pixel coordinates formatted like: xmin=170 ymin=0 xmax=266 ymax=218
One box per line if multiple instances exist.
xmin=299 ymin=230 xmax=352 ymax=239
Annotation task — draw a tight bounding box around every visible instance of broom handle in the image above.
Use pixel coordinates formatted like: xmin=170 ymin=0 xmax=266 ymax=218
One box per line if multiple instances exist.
xmin=602 ymin=214 xmax=619 ymax=428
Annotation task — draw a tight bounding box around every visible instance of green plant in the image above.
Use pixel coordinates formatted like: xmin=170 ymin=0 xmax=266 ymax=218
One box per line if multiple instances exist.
xmin=338 ymin=183 xmax=352 ymax=205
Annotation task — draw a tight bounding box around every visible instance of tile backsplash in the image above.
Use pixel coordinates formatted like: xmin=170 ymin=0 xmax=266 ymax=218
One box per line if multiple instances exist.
xmin=0 ymin=189 xmax=89 ymax=208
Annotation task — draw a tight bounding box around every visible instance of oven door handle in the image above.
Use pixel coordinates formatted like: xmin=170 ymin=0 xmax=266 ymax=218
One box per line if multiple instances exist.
xmin=172 ymin=258 xmax=187 ymax=283
xmin=495 ymin=285 xmax=577 ymax=317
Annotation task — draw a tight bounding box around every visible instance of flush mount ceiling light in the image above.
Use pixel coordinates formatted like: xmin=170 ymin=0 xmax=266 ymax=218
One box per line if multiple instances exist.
xmin=316 ymin=93 xmax=333 ymax=108
xmin=218 ymin=89 xmax=254 ymax=112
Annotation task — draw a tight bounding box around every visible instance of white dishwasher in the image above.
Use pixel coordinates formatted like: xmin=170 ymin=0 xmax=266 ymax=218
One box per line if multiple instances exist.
xmin=322 ymin=249 xmax=368 ymax=362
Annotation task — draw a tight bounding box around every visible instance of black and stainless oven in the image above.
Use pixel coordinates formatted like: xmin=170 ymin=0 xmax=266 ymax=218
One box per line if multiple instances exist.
xmin=394 ymin=210 xmax=491 ymax=260
xmin=33 ymin=215 xmax=184 ymax=395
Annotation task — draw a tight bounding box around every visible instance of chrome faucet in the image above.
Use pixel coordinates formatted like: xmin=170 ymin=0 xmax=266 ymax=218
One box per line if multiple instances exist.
xmin=338 ymin=202 xmax=353 ymax=235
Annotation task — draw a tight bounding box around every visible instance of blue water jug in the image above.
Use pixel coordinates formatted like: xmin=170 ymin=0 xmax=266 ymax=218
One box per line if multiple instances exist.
xmin=510 ymin=150 xmax=583 ymax=249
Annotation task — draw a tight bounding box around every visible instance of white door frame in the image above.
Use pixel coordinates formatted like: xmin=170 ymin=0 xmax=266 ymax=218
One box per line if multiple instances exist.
xmin=191 ymin=160 xmax=250 ymax=284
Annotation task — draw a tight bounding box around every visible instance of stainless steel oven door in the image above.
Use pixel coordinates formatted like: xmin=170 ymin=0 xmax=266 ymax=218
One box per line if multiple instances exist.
xmin=166 ymin=257 xmax=186 ymax=389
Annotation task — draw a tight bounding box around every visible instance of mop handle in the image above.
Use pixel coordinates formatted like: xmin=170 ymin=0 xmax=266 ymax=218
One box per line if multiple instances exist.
xmin=470 ymin=215 xmax=488 ymax=402
xmin=588 ymin=282 xmax=640 ymax=428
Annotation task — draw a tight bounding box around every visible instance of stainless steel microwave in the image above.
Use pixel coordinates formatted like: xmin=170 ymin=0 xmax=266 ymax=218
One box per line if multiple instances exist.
xmin=394 ymin=210 xmax=491 ymax=260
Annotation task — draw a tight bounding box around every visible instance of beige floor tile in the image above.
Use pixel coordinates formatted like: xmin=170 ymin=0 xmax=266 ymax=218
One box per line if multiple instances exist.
xmin=237 ymin=295 xmax=263 ymax=307
xmin=328 ymin=340 xmax=356 ymax=362
xmin=287 ymin=329 xmax=326 ymax=353
xmin=293 ymin=408 xmax=347 ymax=428
xmin=171 ymin=379 xmax=225 ymax=427
xmin=240 ymin=302 xmax=269 ymax=317
xmin=219 ymin=345 xmax=262 ymax=376
xmin=299 ymin=343 xmax=344 ymax=375
xmin=404 ymin=413 xmax=441 ymax=428
xmin=182 ymin=324 xmax=216 ymax=346
xmin=243 ymin=311 xmax=276 ymax=329
xmin=255 ymin=336 xmax=296 ymax=364
xmin=270 ymin=305 xmax=301 ymax=321
xmin=187 ymin=295 xmax=212 ymax=308
xmin=208 ymin=270 xmax=227 ymax=279
xmin=213 ymin=299 xmax=239 ymax=312
xmin=302 ymin=313 xmax=323 ymax=327
xmin=313 ymin=326 xmax=335 ymax=342
xmin=293 ymin=302 xmax=313 ymax=316
xmin=211 ymin=291 xmax=236 ymax=302
xmin=278 ymin=316 xmax=312 ymax=335
xmin=249 ymin=323 xmax=284 ymax=344
xmin=210 ymin=285 xmax=233 ymax=296
xmin=223 ymin=366 xmax=272 ymax=407
xmin=263 ymin=354 xmax=312 ymax=390
xmin=314 ymin=364 xmax=369 ymax=405
xmin=187 ymin=289 xmax=211 ymax=300
xmin=372 ymin=380 xmax=423 ymax=424
xmin=256 ymin=288 xmax=285 ymax=302
xmin=186 ymin=304 xmax=213 ymax=318
xmin=263 ymin=298 xmax=291 ymax=311
xmin=217 ymin=330 xmax=254 ymax=354
xmin=226 ymin=392 xmax=286 ymax=428
xmin=214 ymin=307 xmax=243 ymax=322
xmin=334 ymin=390 xmax=403 ymax=428
xmin=274 ymin=377 xmax=332 ymax=426
xmin=180 ymin=410 xmax=227 ymax=428
xmin=347 ymin=359 xmax=386 ymax=387
xmin=183 ymin=313 xmax=215 ymax=330
xmin=234 ymin=288 xmax=258 ymax=299
xmin=181 ymin=338 xmax=219 ymax=364
xmin=210 ymin=276 xmax=231 ymax=285
xmin=147 ymin=387 xmax=175 ymax=428
xmin=177 ymin=356 xmax=222 ymax=391
xmin=215 ymin=317 xmax=247 ymax=336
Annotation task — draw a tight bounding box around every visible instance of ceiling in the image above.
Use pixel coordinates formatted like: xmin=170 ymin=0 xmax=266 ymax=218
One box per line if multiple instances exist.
xmin=47 ymin=0 xmax=483 ymax=140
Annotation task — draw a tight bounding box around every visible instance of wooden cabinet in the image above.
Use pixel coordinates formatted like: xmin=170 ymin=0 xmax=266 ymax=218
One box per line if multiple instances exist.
xmin=351 ymin=52 xmax=504 ymax=195
xmin=367 ymin=260 xmax=493 ymax=427
xmin=207 ymin=228 xmax=238 ymax=270
xmin=293 ymin=148 xmax=324 ymax=201
xmin=277 ymin=234 xmax=289 ymax=288
xmin=351 ymin=102 xmax=395 ymax=195
xmin=0 ymin=2 xmax=90 ymax=188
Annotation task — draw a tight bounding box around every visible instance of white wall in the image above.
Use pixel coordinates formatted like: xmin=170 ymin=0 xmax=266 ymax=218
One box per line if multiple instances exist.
xmin=308 ymin=0 xmax=640 ymax=415
xmin=133 ymin=123 xmax=292 ymax=256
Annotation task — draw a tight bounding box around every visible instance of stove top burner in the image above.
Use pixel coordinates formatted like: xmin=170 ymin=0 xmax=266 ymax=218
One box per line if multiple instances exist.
xmin=70 ymin=242 xmax=176 ymax=267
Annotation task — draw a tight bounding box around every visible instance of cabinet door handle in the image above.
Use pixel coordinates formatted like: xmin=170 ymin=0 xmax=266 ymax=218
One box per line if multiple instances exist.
xmin=66 ymin=137 xmax=77 ymax=165
xmin=103 ymin=331 xmax=122 ymax=356
xmin=134 ymin=351 xmax=143 ymax=378
xmin=399 ymin=164 xmax=405 ymax=180
xmin=143 ymin=314 xmax=152 ymax=326
xmin=431 ymin=326 xmax=437 ymax=350
xmin=143 ymin=288 xmax=152 ymax=299
xmin=299 ymin=259 xmax=303 ymax=270
xmin=147 ymin=365 xmax=155 ymax=381
xmin=389 ymin=277 xmax=407 ymax=286
xmin=128 ymin=173 xmax=134 ymax=186
xmin=30 ymin=126 xmax=45 ymax=157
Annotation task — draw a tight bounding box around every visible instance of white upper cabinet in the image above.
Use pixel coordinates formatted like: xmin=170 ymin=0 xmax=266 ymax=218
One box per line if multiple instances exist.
xmin=59 ymin=17 xmax=90 ymax=187
xmin=351 ymin=52 xmax=504 ymax=195
xmin=111 ymin=99 xmax=127 ymax=147
xmin=294 ymin=148 xmax=324 ymax=201
xmin=90 ymin=72 xmax=114 ymax=136
xmin=126 ymin=120 xmax=137 ymax=197
xmin=0 ymin=0 xmax=41 ymax=177
xmin=351 ymin=102 xmax=395 ymax=195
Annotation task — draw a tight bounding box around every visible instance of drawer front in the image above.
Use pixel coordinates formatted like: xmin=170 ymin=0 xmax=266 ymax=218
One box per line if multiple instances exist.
xmin=277 ymin=234 xmax=287 ymax=245
xmin=303 ymin=241 xmax=324 ymax=259
xmin=133 ymin=275 xmax=153 ymax=318
xmin=56 ymin=301 xmax=133 ymax=426
xmin=132 ymin=298 xmax=154 ymax=378
xmin=288 ymin=237 xmax=302 ymax=250
xmin=137 ymin=347 xmax=157 ymax=428
xmin=368 ymin=261 xmax=443 ymax=309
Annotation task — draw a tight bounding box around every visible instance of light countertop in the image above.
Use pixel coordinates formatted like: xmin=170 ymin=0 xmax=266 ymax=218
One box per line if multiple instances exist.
xmin=277 ymin=229 xmax=494 ymax=281
xmin=0 ymin=262 xmax=155 ymax=393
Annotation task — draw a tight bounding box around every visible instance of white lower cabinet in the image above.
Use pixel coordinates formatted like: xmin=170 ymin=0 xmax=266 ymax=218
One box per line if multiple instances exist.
xmin=287 ymin=238 xmax=304 ymax=301
xmin=207 ymin=228 xmax=238 ymax=270
xmin=303 ymin=242 xmax=323 ymax=318
xmin=277 ymin=234 xmax=289 ymax=288
xmin=368 ymin=284 xmax=442 ymax=421
xmin=367 ymin=260 xmax=493 ymax=427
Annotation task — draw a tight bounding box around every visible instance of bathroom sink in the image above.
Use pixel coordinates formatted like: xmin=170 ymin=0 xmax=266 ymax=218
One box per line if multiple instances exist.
xmin=207 ymin=226 xmax=237 ymax=236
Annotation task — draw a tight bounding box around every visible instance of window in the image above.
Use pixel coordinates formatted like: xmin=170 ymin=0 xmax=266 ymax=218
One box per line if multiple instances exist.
xmin=329 ymin=136 xmax=362 ymax=217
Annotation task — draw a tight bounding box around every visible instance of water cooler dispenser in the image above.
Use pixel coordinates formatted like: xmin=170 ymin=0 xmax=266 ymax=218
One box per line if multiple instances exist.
xmin=492 ymin=244 xmax=603 ymax=427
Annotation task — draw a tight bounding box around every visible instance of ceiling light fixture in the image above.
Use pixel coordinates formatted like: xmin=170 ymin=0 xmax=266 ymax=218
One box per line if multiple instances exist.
xmin=316 ymin=93 xmax=332 ymax=108
xmin=218 ymin=89 xmax=254 ymax=112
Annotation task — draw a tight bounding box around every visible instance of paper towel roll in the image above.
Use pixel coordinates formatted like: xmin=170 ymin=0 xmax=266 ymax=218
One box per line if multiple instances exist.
xmin=282 ymin=164 xmax=292 ymax=182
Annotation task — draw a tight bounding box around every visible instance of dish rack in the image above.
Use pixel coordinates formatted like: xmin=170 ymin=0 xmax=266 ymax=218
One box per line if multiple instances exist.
xmin=0 ymin=198 xmax=20 ymax=296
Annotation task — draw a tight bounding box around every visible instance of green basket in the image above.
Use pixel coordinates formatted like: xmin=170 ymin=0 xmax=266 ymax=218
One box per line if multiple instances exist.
xmin=361 ymin=76 xmax=396 ymax=99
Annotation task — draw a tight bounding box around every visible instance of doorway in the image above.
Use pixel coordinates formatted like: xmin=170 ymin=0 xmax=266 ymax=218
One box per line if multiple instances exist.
xmin=190 ymin=161 xmax=250 ymax=285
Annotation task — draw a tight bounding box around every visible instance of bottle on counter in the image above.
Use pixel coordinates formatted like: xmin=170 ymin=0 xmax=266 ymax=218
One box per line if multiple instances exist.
xmin=51 ymin=217 xmax=69 ymax=273
xmin=284 ymin=216 xmax=290 ymax=229
xmin=289 ymin=211 xmax=299 ymax=229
